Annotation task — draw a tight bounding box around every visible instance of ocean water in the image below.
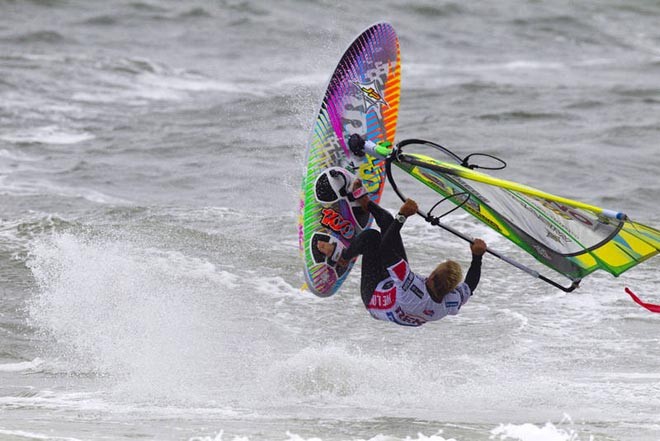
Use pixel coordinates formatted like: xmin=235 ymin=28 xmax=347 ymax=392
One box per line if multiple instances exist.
xmin=1 ymin=1 xmax=659 ymax=440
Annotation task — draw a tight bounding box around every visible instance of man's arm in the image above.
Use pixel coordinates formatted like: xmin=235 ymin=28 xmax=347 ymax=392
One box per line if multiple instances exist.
xmin=465 ymin=239 xmax=486 ymax=293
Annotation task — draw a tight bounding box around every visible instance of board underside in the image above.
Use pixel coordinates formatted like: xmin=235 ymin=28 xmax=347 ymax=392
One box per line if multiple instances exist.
xmin=299 ymin=23 xmax=401 ymax=297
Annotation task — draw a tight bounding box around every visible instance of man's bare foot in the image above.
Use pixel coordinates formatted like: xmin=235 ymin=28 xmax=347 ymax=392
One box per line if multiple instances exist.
xmin=317 ymin=240 xmax=335 ymax=257
xmin=317 ymin=240 xmax=348 ymax=267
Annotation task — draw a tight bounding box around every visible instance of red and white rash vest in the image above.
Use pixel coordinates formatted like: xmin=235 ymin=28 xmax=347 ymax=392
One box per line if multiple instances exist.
xmin=367 ymin=259 xmax=472 ymax=327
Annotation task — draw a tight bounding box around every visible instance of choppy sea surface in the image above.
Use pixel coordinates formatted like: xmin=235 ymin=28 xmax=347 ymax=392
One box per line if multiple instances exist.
xmin=1 ymin=1 xmax=659 ymax=440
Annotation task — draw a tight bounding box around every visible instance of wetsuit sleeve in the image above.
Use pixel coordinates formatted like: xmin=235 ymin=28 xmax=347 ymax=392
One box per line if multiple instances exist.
xmin=464 ymin=254 xmax=482 ymax=294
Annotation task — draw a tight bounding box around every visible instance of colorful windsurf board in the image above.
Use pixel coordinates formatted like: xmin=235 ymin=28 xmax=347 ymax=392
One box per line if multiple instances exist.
xmin=298 ymin=22 xmax=402 ymax=297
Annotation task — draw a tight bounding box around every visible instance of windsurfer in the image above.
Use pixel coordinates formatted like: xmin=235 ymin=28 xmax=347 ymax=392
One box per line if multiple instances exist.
xmin=318 ymin=182 xmax=487 ymax=326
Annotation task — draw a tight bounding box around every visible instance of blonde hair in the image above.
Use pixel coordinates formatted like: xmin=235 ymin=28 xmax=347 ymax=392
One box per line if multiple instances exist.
xmin=428 ymin=260 xmax=463 ymax=298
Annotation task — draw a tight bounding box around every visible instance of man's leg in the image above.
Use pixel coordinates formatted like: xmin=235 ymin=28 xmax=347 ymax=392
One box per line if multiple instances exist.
xmin=353 ymin=182 xmax=407 ymax=264
xmin=365 ymin=200 xmax=408 ymax=263
xmin=341 ymin=229 xmax=388 ymax=306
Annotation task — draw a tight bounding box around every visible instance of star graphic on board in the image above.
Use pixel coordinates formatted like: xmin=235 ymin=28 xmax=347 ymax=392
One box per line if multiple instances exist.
xmin=352 ymin=80 xmax=389 ymax=115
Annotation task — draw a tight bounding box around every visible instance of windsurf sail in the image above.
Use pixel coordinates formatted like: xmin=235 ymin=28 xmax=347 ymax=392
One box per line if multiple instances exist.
xmin=384 ymin=139 xmax=660 ymax=302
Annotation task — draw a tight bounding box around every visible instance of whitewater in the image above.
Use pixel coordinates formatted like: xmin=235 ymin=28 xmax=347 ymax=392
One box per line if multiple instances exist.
xmin=1 ymin=1 xmax=659 ymax=440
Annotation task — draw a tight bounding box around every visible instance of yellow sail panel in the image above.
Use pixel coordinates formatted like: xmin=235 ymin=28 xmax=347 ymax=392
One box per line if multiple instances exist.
xmin=625 ymin=222 xmax=660 ymax=249
xmin=571 ymin=252 xmax=598 ymax=270
xmin=590 ymin=242 xmax=640 ymax=273
xmin=618 ymin=228 xmax=659 ymax=256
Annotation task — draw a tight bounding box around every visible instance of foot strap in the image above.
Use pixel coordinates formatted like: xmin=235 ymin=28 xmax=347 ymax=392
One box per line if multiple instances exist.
xmin=328 ymin=168 xmax=367 ymax=202
xmin=328 ymin=237 xmax=347 ymax=266
xmin=344 ymin=185 xmax=367 ymax=202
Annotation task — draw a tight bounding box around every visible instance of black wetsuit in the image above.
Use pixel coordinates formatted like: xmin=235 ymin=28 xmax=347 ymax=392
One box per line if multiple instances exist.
xmin=341 ymin=201 xmax=482 ymax=306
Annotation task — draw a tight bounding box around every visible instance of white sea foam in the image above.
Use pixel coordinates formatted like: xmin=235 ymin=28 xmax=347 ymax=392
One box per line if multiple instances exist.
xmin=0 ymin=177 xmax=131 ymax=204
xmin=273 ymin=73 xmax=327 ymax=88
xmin=0 ymin=429 xmax=84 ymax=441
xmin=26 ymin=232 xmax=246 ymax=403
xmin=406 ymin=60 xmax=566 ymax=76
xmin=0 ymin=358 xmax=43 ymax=372
xmin=490 ymin=417 xmax=593 ymax=441
xmin=0 ymin=148 xmax=42 ymax=162
xmin=256 ymin=342 xmax=438 ymax=409
xmin=44 ymin=183 xmax=131 ymax=205
xmin=72 ymin=89 xmax=182 ymax=105
xmin=187 ymin=430 xmax=459 ymax=441
xmin=72 ymin=71 xmax=261 ymax=105
xmin=185 ymin=423 xmax=594 ymax=441
xmin=138 ymin=72 xmax=254 ymax=94
xmin=490 ymin=61 xmax=566 ymax=71
xmin=0 ymin=126 xmax=94 ymax=145
xmin=0 ymin=387 xmax=242 ymax=417
xmin=250 ymin=274 xmax=307 ymax=299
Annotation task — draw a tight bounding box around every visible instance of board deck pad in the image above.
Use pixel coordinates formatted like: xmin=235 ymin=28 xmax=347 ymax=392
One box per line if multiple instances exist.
xmin=299 ymin=23 xmax=401 ymax=297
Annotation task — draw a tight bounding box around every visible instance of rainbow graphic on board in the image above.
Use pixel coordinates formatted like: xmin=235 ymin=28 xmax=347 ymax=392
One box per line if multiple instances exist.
xmin=299 ymin=23 xmax=401 ymax=297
